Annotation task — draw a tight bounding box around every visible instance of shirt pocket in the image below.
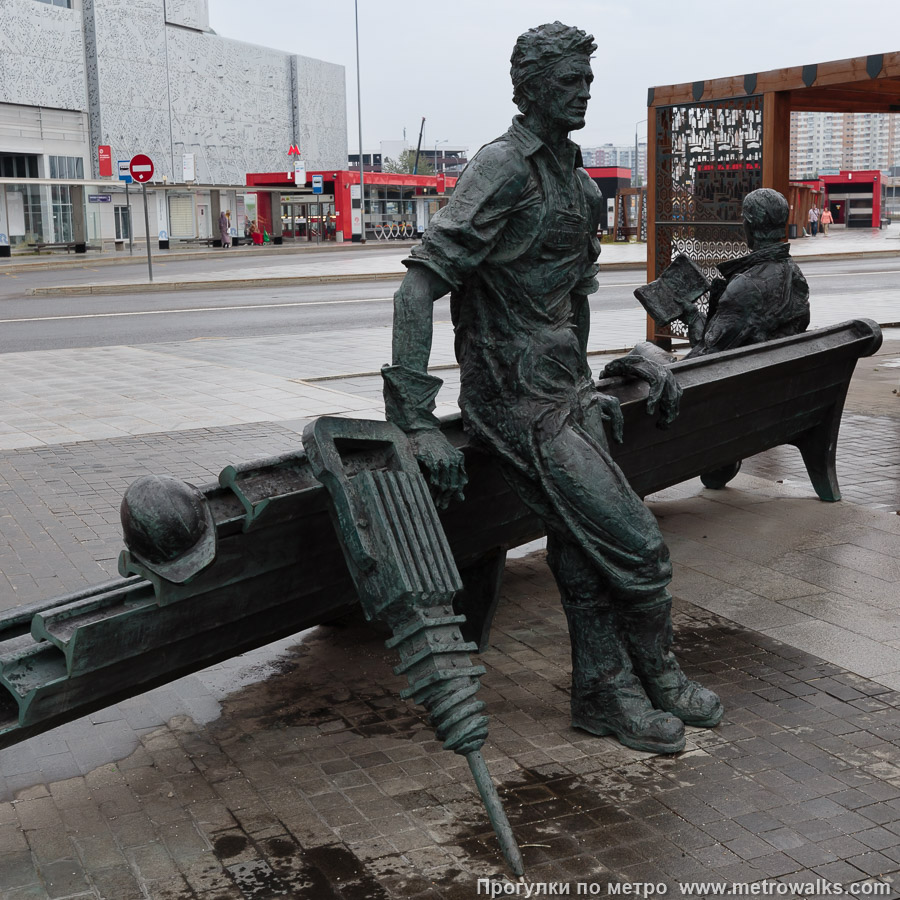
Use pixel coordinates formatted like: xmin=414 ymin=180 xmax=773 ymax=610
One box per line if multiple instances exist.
xmin=542 ymin=208 xmax=586 ymax=253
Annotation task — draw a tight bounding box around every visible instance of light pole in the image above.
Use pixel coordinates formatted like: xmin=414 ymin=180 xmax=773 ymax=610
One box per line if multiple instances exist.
xmin=634 ymin=119 xmax=647 ymax=188
xmin=354 ymin=0 xmax=366 ymax=243
xmin=433 ymin=138 xmax=448 ymax=175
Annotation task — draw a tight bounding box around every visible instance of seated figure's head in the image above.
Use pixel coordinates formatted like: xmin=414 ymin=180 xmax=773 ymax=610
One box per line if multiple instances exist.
xmin=742 ymin=188 xmax=789 ymax=249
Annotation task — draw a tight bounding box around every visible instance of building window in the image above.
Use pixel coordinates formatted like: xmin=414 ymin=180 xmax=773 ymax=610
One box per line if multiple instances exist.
xmin=114 ymin=206 xmax=131 ymax=241
xmin=51 ymin=185 xmax=74 ymax=242
xmin=34 ymin=0 xmax=73 ymax=7
xmin=49 ymin=156 xmax=84 ymax=180
xmin=0 ymin=154 xmax=39 ymax=178
xmin=6 ymin=185 xmax=46 ymax=244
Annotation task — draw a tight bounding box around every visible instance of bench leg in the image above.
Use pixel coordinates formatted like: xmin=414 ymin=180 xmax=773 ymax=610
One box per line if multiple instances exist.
xmin=453 ymin=547 xmax=507 ymax=653
xmin=700 ymin=460 xmax=742 ymax=490
xmin=791 ymin=411 xmax=842 ymax=502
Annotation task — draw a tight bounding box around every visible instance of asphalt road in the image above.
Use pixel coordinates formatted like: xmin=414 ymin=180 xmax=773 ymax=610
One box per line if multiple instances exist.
xmin=0 ymin=256 xmax=898 ymax=353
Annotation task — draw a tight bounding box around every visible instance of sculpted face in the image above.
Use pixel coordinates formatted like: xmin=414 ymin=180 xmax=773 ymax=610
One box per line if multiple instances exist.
xmin=528 ymin=57 xmax=593 ymax=133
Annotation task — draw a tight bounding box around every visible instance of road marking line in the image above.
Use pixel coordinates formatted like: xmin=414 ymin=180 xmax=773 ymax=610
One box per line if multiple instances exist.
xmin=0 ymin=297 xmax=397 ymax=324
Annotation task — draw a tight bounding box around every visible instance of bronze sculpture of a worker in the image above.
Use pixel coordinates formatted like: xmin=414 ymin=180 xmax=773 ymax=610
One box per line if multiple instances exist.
xmin=382 ymin=22 xmax=722 ymax=754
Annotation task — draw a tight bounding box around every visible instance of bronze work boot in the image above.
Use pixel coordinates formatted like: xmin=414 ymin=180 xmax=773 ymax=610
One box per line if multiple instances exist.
xmin=564 ymin=604 xmax=686 ymax=754
xmin=620 ymin=599 xmax=724 ymax=728
xmin=571 ymin=682 xmax=686 ymax=754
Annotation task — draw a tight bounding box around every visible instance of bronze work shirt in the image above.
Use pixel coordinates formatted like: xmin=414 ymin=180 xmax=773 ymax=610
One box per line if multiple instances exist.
xmin=402 ymin=117 xmax=604 ymax=475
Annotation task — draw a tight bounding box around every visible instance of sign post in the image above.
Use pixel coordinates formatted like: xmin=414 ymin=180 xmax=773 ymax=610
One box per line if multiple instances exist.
xmin=129 ymin=155 xmax=155 ymax=283
xmin=311 ymin=175 xmax=324 ymax=244
xmin=118 ymin=161 xmax=134 ymax=254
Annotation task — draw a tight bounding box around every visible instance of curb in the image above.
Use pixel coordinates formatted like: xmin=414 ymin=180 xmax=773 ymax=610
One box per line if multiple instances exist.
xmin=28 ymin=261 xmax=646 ymax=295
xmin=792 ymin=248 xmax=900 ymax=263
xmin=304 ymin=347 xmax=642 ymax=383
xmin=1 ymin=241 xmax=420 ymax=274
xmin=27 ymin=271 xmax=407 ymax=296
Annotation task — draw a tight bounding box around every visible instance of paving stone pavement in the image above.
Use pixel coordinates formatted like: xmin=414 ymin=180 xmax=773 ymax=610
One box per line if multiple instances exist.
xmin=5 ymin=551 xmax=900 ymax=897
xmin=0 ymin=423 xmax=306 ymax=602
xmin=1 ymin=334 xmax=900 ymax=895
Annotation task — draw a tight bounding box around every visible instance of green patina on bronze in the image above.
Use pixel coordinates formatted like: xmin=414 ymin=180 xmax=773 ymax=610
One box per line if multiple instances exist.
xmin=1 ymin=23 xmax=890 ymax=877
xmin=383 ymin=21 xmax=722 ymax=755
xmin=0 ymin=320 xmax=883 ymax=784
xmin=637 ymin=188 xmax=810 ymax=357
xmin=636 ymin=187 xmax=812 ymax=489
xmin=302 ymin=416 xmax=523 ymax=876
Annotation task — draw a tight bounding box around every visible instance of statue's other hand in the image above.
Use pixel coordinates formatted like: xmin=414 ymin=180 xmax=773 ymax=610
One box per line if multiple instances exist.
xmin=593 ymin=392 xmax=625 ymax=444
xmin=602 ymin=344 xmax=682 ymax=428
xmin=686 ymin=306 xmax=706 ymax=345
xmin=409 ymin=429 xmax=468 ymax=509
xmin=644 ymin=365 xmax=682 ymax=427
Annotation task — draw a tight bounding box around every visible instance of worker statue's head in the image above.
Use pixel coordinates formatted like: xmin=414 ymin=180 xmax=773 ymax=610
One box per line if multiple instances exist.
xmin=510 ymin=22 xmax=596 ymax=140
xmin=742 ymin=188 xmax=790 ymax=251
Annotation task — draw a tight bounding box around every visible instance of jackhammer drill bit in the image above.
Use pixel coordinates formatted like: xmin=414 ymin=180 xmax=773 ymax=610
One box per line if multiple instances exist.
xmin=303 ymin=417 xmax=524 ymax=877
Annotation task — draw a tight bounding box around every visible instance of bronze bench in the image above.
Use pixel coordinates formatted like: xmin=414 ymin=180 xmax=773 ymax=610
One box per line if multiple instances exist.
xmin=0 ymin=318 xmax=882 ymax=749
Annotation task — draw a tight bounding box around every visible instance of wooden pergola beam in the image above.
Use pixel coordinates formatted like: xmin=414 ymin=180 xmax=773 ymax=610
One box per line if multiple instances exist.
xmin=790 ymin=87 xmax=900 ymax=113
xmin=649 ymin=51 xmax=900 ymax=108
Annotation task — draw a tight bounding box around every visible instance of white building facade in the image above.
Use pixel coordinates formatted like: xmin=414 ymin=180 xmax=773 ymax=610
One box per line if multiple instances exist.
xmin=0 ymin=0 xmax=347 ymax=249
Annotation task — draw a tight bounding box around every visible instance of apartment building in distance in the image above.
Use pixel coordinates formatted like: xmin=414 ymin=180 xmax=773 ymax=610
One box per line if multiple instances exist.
xmin=582 ymin=143 xmax=647 ymax=185
xmin=790 ymin=111 xmax=900 ymax=179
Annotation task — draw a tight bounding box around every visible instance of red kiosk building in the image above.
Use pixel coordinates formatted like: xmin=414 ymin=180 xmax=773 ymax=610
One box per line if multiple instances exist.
xmin=244 ymin=169 xmax=457 ymax=243
xmin=792 ymin=170 xmax=887 ymax=230
xmin=819 ymin=171 xmax=886 ymax=228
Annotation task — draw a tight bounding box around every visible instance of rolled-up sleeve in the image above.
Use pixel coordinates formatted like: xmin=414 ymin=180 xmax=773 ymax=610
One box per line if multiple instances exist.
xmin=404 ymin=144 xmax=530 ymax=290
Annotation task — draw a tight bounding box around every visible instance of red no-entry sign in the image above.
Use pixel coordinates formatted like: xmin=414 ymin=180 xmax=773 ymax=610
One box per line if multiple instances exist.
xmin=129 ymin=154 xmax=154 ymax=183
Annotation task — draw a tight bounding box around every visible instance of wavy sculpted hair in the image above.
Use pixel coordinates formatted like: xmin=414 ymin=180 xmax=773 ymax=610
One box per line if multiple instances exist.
xmin=510 ymin=22 xmax=597 ymax=114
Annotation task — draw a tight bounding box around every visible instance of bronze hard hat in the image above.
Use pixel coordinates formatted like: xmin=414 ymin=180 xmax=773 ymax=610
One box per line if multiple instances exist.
xmin=120 ymin=475 xmax=216 ymax=584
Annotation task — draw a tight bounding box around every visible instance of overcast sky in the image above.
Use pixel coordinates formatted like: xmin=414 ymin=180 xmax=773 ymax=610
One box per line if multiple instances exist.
xmin=209 ymin=0 xmax=897 ymax=156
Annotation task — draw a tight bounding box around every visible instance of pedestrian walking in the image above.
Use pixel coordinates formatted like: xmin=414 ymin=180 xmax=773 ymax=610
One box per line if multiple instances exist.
xmin=219 ymin=209 xmax=230 ymax=248
xmin=820 ymin=206 xmax=833 ymax=236
xmin=807 ymin=205 xmax=819 ymax=237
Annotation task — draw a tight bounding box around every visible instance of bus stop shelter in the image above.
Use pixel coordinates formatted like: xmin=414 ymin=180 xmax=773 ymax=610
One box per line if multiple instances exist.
xmin=645 ymin=50 xmax=900 ymax=344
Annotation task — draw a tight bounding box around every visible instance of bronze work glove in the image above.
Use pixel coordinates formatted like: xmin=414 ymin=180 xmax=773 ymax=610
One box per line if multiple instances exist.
xmin=591 ymin=393 xmax=625 ymax=444
xmin=382 ymin=364 xmax=467 ymax=509
xmin=601 ymin=343 xmax=682 ymax=428
xmin=408 ymin=429 xmax=467 ymax=510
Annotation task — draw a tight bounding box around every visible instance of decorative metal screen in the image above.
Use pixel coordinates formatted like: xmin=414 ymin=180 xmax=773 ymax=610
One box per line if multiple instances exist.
xmin=654 ymin=96 xmax=763 ymax=337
